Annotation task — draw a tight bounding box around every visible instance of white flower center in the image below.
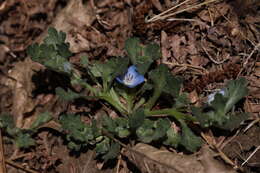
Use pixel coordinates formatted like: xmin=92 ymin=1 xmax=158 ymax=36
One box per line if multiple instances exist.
xmin=123 ymin=73 xmax=134 ymax=85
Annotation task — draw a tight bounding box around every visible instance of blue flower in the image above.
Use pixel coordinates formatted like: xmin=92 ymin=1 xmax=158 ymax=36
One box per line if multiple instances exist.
xmin=116 ymin=65 xmax=145 ymax=88
xmin=207 ymin=89 xmax=226 ymax=104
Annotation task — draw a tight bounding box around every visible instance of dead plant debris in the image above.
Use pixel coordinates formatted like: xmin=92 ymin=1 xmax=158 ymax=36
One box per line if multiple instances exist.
xmin=0 ymin=0 xmax=259 ymax=172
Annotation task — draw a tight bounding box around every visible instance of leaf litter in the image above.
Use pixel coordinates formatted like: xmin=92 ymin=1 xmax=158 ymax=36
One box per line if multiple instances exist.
xmin=0 ymin=0 xmax=259 ymax=173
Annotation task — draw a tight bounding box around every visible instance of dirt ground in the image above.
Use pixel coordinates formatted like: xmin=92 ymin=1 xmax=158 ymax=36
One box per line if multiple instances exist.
xmin=0 ymin=0 xmax=259 ymax=173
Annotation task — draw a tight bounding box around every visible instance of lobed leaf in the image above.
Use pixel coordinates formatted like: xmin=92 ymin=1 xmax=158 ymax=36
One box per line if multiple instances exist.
xmin=179 ymin=120 xmax=203 ymax=152
xmin=30 ymin=112 xmax=52 ymax=129
xmin=15 ymin=133 xmax=35 ymax=148
xmin=56 ymin=87 xmax=81 ymax=101
xmin=129 ymin=109 xmax=146 ymax=130
xmin=224 ymin=78 xmax=248 ymax=112
xmin=163 ymin=128 xmax=181 ymax=147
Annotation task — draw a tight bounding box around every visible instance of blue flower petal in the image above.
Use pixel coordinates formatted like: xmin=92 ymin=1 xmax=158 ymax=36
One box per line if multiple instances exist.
xmin=128 ymin=65 xmax=137 ymax=73
xmin=116 ymin=76 xmax=124 ymax=84
xmin=207 ymin=89 xmax=226 ymax=104
xmin=116 ymin=65 xmax=145 ymax=88
xmin=127 ymin=74 xmax=145 ymax=88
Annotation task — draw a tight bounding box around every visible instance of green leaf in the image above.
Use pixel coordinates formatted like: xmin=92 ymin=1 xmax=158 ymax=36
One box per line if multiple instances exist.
xmin=30 ymin=112 xmax=52 ymax=129
xmin=144 ymin=43 xmax=161 ymax=61
xmin=136 ymin=119 xmax=155 ymax=143
xmin=135 ymin=43 xmax=161 ymax=74
xmin=193 ymin=78 xmax=249 ymax=128
xmin=163 ymin=74 xmax=183 ymax=97
xmin=57 ymin=43 xmax=72 ymax=59
xmin=56 ymin=87 xmax=81 ymax=101
xmin=179 ymin=120 xmax=202 ymax=152
xmin=27 ymin=27 xmax=73 ymax=74
xmin=218 ymin=113 xmax=248 ymax=130
xmin=114 ymin=118 xmax=130 ymax=138
xmin=80 ymin=55 xmax=89 ymax=67
xmin=102 ymin=115 xmax=117 ymax=133
xmin=102 ymin=142 xmax=120 ymax=161
xmin=67 ymin=141 xmax=82 ymax=151
xmin=174 ymin=93 xmax=189 ymax=108
xmin=129 ymin=109 xmax=146 ymax=130
xmin=146 ymin=64 xmax=182 ymax=109
xmin=163 ymin=128 xmax=181 ymax=147
xmin=95 ymin=137 xmax=110 ymax=154
xmin=60 ymin=114 xmax=94 ymax=142
xmin=102 ymin=116 xmax=130 ymax=138
xmin=89 ymin=58 xmax=129 ymax=90
xmin=27 ymin=43 xmax=41 ymax=59
xmin=0 ymin=113 xmax=20 ymax=136
xmin=192 ymin=107 xmax=212 ymax=128
xmin=210 ymin=93 xmax=229 ymax=125
xmin=44 ymin=27 xmax=66 ymax=46
xmin=0 ymin=113 xmax=15 ymax=129
xmin=15 ymin=133 xmax=35 ymax=148
xmin=135 ymin=56 xmax=153 ymax=75
xmin=224 ymin=78 xmax=248 ymax=112
xmin=153 ymin=118 xmax=171 ymax=140
xmin=125 ymin=38 xmax=160 ymax=75
xmin=125 ymin=37 xmax=142 ymax=64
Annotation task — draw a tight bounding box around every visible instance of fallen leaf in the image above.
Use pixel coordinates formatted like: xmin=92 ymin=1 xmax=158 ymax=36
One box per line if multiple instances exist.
xmin=127 ymin=143 xmax=237 ymax=173
xmin=2 ymin=58 xmax=42 ymax=128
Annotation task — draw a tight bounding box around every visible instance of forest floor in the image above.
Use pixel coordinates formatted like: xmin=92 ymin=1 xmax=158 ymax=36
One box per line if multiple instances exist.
xmin=0 ymin=0 xmax=259 ymax=173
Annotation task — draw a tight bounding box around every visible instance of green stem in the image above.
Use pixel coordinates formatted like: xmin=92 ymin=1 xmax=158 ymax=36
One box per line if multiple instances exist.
xmin=99 ymin=95 xmax=127 ymax=115
xmin=71 ymin=72 xmax=97 ymax=94
xmin=145 ymin=87 xmax=161 ymax=110
xmin=145 ymin=108 xmax=196 ymax=122
xmin=134 ymin=98 xmax=146 ymax=111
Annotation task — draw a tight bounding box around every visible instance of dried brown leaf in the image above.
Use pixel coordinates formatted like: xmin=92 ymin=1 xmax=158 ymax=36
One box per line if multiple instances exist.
xmin=127 ymin=143 xmax=237 ymax=173
xmin=1 ymin=58 xmax=43 ymax=128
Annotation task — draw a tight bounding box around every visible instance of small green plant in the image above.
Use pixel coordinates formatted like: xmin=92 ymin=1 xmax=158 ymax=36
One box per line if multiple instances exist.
xmin=1 ymin=27 xmax=248 ymax=161
xmin=0 ymin=112 xmax=52 ymax=148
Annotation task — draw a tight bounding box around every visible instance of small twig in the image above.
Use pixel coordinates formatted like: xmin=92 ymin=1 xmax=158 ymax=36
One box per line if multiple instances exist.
xmin=82 ymin=151 xmax=94 ymax=173
xmin=146 ymin=0 xmax=192 ymax=22
xmin=0 ymin=130 xmax=6 ymax=173
xmin=163 ymin=61 xmax=207 ymax=72
xmin=219 ymin=130 xmax=240 ymax=150
xmin=166 ymin=18 xmax=209 ymax=27
xmin=243 ymin=43 xmax=260 ymax=67
xmin=8 ymin=153 xmax=33 ymax=161
xmin=116 ymin=155 xmax=121 ymax=173
xmin=6 ymin=160 xmax=39 ymax=173
xmin=201 ymin=132 xmax=238 ymax=168
xmin=147 ymin=0 xmax=221 ymax=23
xmin=237 ymin=43 xmax=260 ymax=77
xmin=243 ymin=118 xmax=260 ymax=133
xmin=201 ymin=44 xmax=230 ymax=64
xmin=241 ymin=145 xmax=260 ymax=167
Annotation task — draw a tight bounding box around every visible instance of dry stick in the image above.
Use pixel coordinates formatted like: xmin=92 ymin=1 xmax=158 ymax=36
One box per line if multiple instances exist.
xmin=82 ymin=151 xmax=95 ymax=173
xmin=147 ymin=0 xmax=192 ymax=22
xmin=243 ymin=118 xmax=260 ymax=133
xmin=241 ymin=145 xmax=260 ymax=167
xmin=163 ymin=61 xmax=207 ymax=72
xmin=201 ymin=132 xmax=238 ymax=168
xmin=237 ymin=43 xmax=260 ymax=77
xmin=115 ymin=155 xmax=121 ymax=173
xmin=6 ymin=160 xmax=38 ymax=173
xmin=0 ymin=130 xmax=6 ymax=173
xmin=148 ymin=0 xmax=221 ymax=23
xmin=201 ymin=43 xmax=230 ymax=64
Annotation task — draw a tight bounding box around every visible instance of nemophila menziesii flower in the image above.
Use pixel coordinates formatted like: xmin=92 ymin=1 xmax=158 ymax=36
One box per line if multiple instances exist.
xmin=116 ymin=65 xmax=145 ymax=88
xmin=207 ymin=89 xmax=226 ymax=104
